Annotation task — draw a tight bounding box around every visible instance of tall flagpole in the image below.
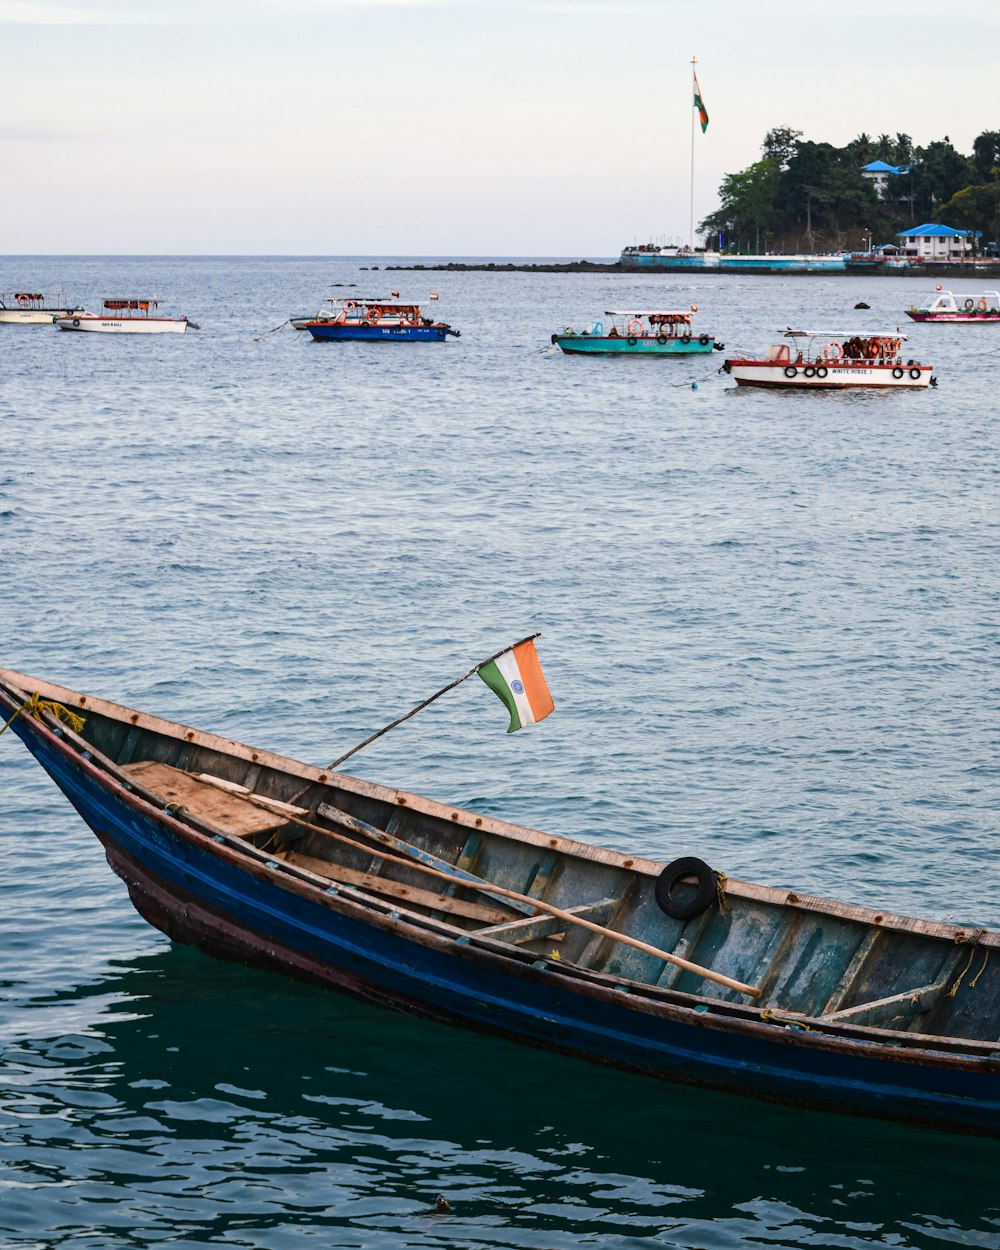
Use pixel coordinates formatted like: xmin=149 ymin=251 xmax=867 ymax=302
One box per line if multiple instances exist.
xmin=689 ymin=55 xmax=697 ymax=250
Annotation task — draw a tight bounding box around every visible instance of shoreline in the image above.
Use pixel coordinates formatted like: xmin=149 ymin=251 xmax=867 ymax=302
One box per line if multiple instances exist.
xmin=381 ymin=259 xmax=1000 ymax=278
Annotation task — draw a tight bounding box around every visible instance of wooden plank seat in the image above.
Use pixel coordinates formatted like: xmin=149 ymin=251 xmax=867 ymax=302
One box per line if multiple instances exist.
xmin=119 ymin=761 xmax=291 ymax=838
xmin=282 ymin=850 xmax=514 ymax=925
xmin=476 ymin=897 xmax=621 ymax=946
xmin=822 ymin=980 xmax=949 ymax=1029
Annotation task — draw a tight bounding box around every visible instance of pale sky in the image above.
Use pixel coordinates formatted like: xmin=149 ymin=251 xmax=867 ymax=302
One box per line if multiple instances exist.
xmin=3 ymin=0 xmax=997 ymax=255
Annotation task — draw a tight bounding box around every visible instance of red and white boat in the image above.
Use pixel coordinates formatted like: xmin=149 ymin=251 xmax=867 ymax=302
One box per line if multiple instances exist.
xmin=904 ymin=290 xmax=1000 ymax=323
xmin=55 ymin=298 xmax=197 ymax=334
xmin=724 ymin=330 xmax=935 ymax=390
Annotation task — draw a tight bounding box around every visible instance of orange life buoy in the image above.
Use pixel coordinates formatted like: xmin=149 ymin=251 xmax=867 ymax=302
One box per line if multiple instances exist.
xmin=978 ymin=299 xmax=988 ymax=311
xmin=368 ymin=308 xmax=379 ymax=323
xmin=824 ymin=341 xmax=843 ymax=361
xmin=627 ymin=319 xmax=644 ymax=336
xmin=16 ymin=294 xmax=30 ymax=306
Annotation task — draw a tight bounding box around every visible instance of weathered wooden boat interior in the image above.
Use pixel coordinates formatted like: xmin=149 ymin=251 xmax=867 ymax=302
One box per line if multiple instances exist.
xmin=11 ymin=673 xmax=1000 ymax=1049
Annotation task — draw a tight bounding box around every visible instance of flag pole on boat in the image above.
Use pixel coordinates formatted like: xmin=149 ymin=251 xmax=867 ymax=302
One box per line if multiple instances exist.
xmin=326 ymin=633 xmax=554 ymax=770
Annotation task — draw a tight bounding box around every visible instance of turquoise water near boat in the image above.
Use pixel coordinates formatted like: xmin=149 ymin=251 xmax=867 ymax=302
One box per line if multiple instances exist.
xmin=1 ymin=257 xmax=998 ymax=1245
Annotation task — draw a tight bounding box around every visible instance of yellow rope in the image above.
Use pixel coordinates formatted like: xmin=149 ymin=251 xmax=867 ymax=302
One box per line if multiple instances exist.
xmin=0 ymin=692 xmax=86 ymax=739
xmin=970 ymin=950 xmax=989 ymax=990
xmin=715 ymin=870 xmax=731 ymax=914
xmin=947 ymin=947 xmax=978 ymax=998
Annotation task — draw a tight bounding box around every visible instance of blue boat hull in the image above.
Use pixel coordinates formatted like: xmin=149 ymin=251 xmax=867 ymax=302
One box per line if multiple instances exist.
xmin=7 ymin=706 xmax=1000 ymax=1137
xmin=307 ymin=323 xmax=450 ymax=342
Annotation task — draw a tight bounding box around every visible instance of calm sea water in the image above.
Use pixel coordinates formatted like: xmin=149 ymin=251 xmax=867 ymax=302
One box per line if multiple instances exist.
xmin=1 ymin=257 xmax=998 ymax=1247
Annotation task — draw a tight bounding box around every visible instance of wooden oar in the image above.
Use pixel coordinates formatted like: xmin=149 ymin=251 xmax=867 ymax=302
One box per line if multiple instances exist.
xmin=232 ymin=787 xmax=760 ymax=999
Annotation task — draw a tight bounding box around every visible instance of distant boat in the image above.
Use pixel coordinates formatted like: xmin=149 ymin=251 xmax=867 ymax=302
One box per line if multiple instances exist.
xmin=724 ymin=329 xmax=935 ymax=389
xmin=2 ymin=665 xmax=998 ymax=1136
xmin=0 ymin=291 xmax=84 ymax=325
xmin=551 ymin=306 xmax=720 ymax=355
xmin=904 ymin=290 xmax=1000 ymax=323
xmin=55 ymin=299 xmax=196 ymax=334
xmin=620 ymin=245 xmax=847 ymax=274
xmin=305 ymin=297 xmax=459 ymax=343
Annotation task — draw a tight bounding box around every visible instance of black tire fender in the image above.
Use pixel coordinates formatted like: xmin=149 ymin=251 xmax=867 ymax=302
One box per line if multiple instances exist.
xmin=657 ymin=334 xmax=668 ymax=345
xmin=654 ymin=856 xmax=718 ymax=920
xmin=699 ymin=334 xmax=710 ymax=345
xmin=892 ymin=367 xmax=904 ymax=379
xmin=783 ymin=365 xmax=797 ymax=378
xmin=627 ymin=335 xmax=638 ymax=345
xmin=803 ymin=365 xmax=816 ymax=378
xmin=909 ymin=367 xmax=922 ymax=379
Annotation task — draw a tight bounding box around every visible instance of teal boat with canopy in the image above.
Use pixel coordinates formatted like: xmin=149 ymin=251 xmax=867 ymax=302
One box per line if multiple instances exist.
xmin=551 ymin=307 xmax=721 ymax=355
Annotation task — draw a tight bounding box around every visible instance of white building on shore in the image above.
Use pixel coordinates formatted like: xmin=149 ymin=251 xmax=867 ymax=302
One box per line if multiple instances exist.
xmin=897 ymin=223 xmax=976 ymax=260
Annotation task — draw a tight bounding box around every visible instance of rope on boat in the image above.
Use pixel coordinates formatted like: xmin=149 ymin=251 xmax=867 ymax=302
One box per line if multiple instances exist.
xmin=948 ymin=940 xmax=990 ymax=997
xmin=0 ymin=692 xmax=85 ymax=739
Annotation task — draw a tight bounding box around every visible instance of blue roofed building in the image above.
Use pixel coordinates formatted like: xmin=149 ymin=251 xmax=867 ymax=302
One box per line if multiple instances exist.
xmin=861 ymin=159 xmax=911 ymax=199
xmin=897 ymin=223 xmax=976 ymax=260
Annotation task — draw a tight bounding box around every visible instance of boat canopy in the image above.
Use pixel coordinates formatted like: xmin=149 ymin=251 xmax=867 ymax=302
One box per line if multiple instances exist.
xmin=103 ymin=298 xmax=158 ymax=311
xmin=784 ymin=328 xmax=908 ymax=340
xmin=604 ymin=309 xmax=696 ymax=317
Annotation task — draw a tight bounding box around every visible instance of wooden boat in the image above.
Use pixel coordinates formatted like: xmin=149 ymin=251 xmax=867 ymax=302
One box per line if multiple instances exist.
xmin=0 ymin=291 xmax=84 ymax=325
xmin=551 ymin=307 xmax=720 ymax=356
xmin=724 ymin=329 xmax=936 ymax=389
xmin=305 ymin=297 xmax=459 ymax=343
xmin=55 ymin=299 xmax=197 ymax=334
xmin=904 ymin=290 xmax=1000 ymax=323
xmin=2 ymin=667 xmax=998 ymax=1136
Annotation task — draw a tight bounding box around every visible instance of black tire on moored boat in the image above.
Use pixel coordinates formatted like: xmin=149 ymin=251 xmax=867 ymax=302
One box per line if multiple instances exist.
xmin=654 ymin=857 xmax=718 ymax=920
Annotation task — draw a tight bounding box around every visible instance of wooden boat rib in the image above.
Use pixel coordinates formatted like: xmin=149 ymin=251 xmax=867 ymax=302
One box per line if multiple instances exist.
xmin=2 ymin=668 xmax=998 ymax=1135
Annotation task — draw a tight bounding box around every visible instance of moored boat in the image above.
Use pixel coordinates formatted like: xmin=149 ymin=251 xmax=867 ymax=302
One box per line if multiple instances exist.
xmin=551 ymin=307 xmax=720 ymax=355
xmin=55 ymin=299 xmax=196 ymax=334
xmin=305 ymin=298 xmax=459 ymax=342
xmin=620 ymin=245 xmax=847 ymax=273
xmin=904 ymin=290 xmax=1000 ymax=323
xmin=724 ymin=329 xmax=935 ymax=389
xmin=0 ymin=291 xmax=84 ymax=325
xmin=1 ymin=667 xmax=997 ymax=1136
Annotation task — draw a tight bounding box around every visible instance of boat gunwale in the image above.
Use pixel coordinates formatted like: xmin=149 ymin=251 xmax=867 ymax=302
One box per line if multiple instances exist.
xmin=2 ymin=668 xmax=994 ymax=953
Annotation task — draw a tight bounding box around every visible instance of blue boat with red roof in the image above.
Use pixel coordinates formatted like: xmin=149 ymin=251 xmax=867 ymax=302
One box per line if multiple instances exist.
xmin=305 ymin=297 xmax=460 ymax=343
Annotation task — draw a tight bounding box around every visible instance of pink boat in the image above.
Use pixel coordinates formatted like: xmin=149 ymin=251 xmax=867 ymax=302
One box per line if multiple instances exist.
xmin=904 ymin=290 xmax=1000 ymax=323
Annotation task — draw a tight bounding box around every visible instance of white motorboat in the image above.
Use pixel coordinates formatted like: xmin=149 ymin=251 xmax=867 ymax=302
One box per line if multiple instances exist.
xmin=56 ymin=298 xmax=197 ymax=334
xmin=724 ymin=330 xmax=935 ymax=389
xmin=0 ymin=291 xmax=84 ymax=325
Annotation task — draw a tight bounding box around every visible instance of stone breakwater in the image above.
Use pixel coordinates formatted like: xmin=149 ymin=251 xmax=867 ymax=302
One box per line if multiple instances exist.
xmin=380 ymin=259 xmax=1000 ymax=277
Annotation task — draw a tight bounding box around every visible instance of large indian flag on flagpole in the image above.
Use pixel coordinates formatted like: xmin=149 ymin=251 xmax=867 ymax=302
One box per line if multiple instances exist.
xmin=693 ymin=71 xmax=709 ymax=132
xmin=477 ymin=638 xmax=554 ymax=733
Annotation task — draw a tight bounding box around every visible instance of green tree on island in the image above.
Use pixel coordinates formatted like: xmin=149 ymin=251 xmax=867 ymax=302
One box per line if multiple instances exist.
xmin=699 ymin=127 xmax=999 ymax=252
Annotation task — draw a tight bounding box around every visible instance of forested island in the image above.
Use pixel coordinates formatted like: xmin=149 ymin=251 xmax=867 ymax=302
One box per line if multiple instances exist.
xmin=699 ymin=128 xmax=1000 ymax=253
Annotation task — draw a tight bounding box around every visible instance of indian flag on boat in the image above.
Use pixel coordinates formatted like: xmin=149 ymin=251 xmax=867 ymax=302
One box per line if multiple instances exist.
xmin=478 ymin=638 xmax=554 ymax=733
